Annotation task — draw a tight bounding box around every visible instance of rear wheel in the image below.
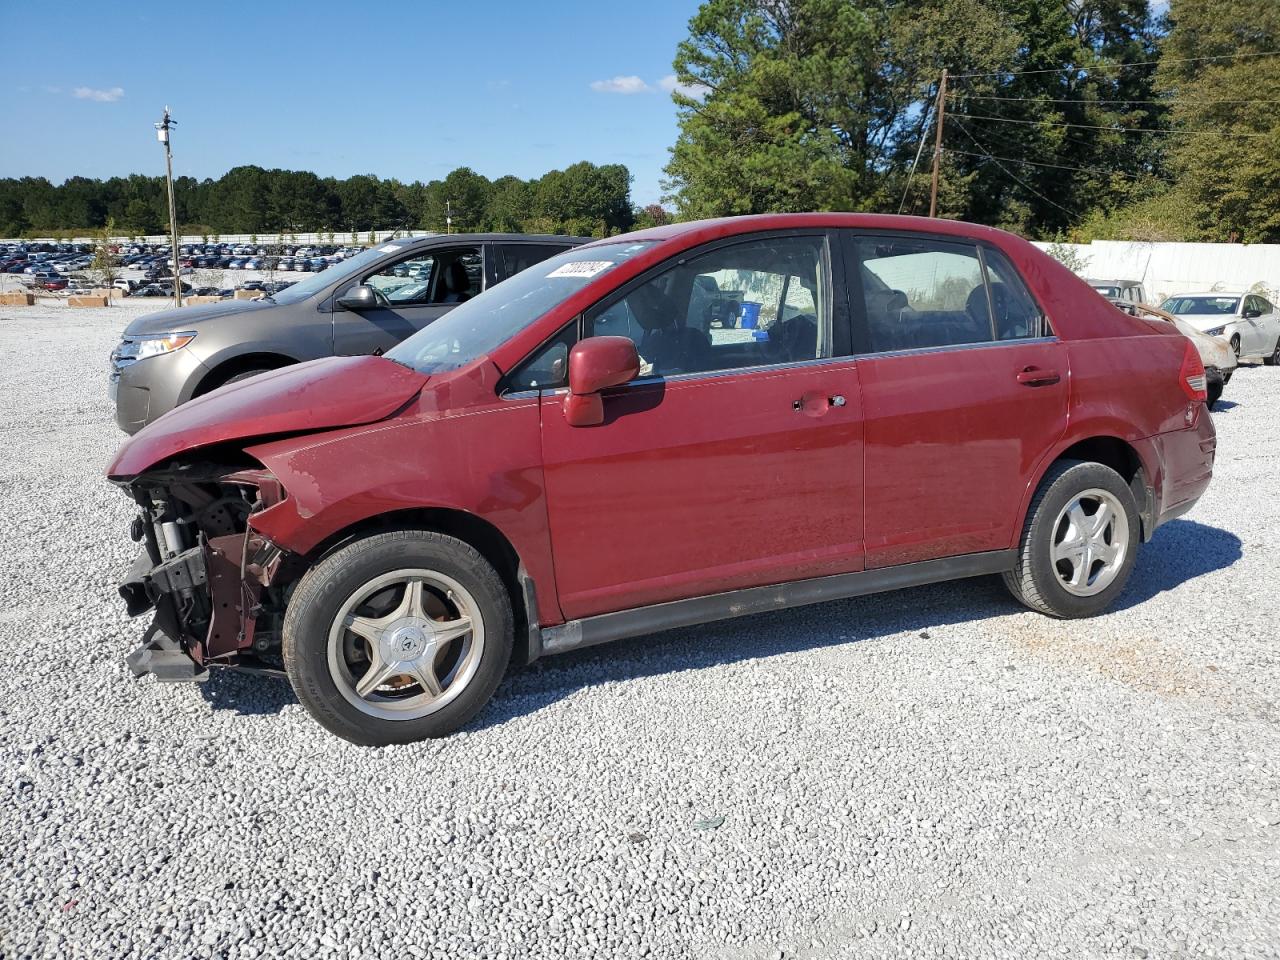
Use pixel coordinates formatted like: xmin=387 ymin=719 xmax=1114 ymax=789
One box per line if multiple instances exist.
xmin=1206 ymin=368 xmax=1224 ymax=409
xmin=1003 ymin=460 xmax=1140 ymax=618
xmin=283 ymin=530 xmax=513 ymax=745
xmin=1265 ymin=337 xmax=1280 ymax=366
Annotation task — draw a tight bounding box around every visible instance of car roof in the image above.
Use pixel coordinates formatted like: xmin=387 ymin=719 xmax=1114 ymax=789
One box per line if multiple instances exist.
xmin=387 ymin=232 xmax=592 ymax=250
xmin=581 ymin=212 xmax=1027 ymax=251
xmin=1169 ymin=291 xmax=1246 ymax=298
xmin=1086 ymin=278 xmax=1142 ymax=286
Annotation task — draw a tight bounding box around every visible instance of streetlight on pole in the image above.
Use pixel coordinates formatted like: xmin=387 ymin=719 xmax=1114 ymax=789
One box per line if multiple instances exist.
xmin=155 ymin=107 xmax=183 ymax=309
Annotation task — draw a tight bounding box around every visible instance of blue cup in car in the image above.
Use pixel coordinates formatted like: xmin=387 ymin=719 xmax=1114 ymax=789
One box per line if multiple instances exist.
xmin=739 ymin=302 xmax=762 ymax=328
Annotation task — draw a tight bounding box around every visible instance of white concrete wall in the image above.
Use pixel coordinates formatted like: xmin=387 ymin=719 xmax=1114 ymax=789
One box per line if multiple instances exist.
xmin=1032 ymin=240 xmax=1280 ymax=304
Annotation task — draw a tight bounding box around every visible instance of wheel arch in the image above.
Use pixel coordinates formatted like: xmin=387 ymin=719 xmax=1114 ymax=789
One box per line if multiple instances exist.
xmin=298 ymin=506 xmax=541 ymax=668
xmin=1018 ymin=433 xmax=1157 ymax=543
xmin=193 ymin=351 xmax=298 ymax=397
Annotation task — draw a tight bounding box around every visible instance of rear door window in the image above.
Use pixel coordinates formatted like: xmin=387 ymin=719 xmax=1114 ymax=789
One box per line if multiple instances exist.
xmin=852 ymin=236 xmax=1045 ymax=351
xmin=498 ymin=244 xmax=571 ymax=279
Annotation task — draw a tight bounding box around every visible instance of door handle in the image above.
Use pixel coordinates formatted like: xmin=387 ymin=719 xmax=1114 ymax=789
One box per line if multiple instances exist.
xmin=792 ymin=393 xmax=845 ymax=414
xmin=1016 ymin=367 xmax=1060 ymax=387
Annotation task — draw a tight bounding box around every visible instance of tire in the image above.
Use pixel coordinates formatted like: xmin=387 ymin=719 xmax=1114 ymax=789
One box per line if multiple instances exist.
xmin=1002 ymin=460 xmax=1141 ymax=618
xmin=283 ymin=530 xmax=513 ymax=745
xmin=1206 ymin=368 xmax=1224 ymax=409
xmin=1230 ymin=334 xmax=1241 ymax=359
xmin=221 ymin=368 xmax=273 ymax=386
xmin=1265 ymin=337 xmax=1280 ymax=366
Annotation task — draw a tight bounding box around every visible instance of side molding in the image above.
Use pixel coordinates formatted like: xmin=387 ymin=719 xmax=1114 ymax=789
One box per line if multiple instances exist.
xmin=539 ymin=550 xmax=1018 ymax=657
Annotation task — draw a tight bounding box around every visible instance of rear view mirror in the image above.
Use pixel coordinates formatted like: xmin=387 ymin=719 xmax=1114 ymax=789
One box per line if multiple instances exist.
xmin=336 ymin=284 xmax=378 ymax=311
xmin=564 ymin=336 xmax=641 ymax=427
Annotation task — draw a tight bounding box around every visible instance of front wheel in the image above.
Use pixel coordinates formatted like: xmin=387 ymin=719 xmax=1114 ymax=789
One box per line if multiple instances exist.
xmin=283 ymin=530 xmax=513 ymax=745
xmin=1230 ymin=334 xmax=1242 ymax=359
xmin=1003 ymin=460 xmax=1140 ymax=618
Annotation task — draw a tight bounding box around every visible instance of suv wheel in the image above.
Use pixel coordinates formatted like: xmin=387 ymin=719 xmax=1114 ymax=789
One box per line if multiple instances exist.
xmin=283 ymin=530 xmax=513 ymax=745
xmin=1003 ymin=460 xmax=1140 ymax=618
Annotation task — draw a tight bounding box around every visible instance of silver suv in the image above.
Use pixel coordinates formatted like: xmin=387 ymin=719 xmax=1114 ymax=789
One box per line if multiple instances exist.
xmin=110 ymin=233 xmax=585 ymax=433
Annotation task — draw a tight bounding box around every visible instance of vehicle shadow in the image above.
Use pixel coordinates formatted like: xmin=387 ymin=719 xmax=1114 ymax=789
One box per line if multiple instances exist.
xmin=1211 ymin=400 xmax=1240 ymax=413
xmin=474 ymin=518 xmax=1241 ymax=731
xmin=199 ymin=666 xmax=297 ymax=716
xmin=197 ymin=520 xmax=1241 ymax=727
xmin=1112 ymin=518 xmax=1241 ymax=610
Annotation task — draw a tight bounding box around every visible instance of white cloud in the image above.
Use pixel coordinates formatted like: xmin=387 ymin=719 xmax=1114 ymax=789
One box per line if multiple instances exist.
xmin=590 ymin=75 xmax=651 ymax=95
xmin=659 ymin=74 xmax=710 ymax=100
xmin=73 ymin=86 xmax=124 ymax=102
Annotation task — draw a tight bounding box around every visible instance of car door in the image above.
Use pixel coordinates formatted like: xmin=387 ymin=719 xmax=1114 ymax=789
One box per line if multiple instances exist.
xmin=846 ymin=232 xmax=1069 ymax=569
xmin=1260 ymin=297 xmax=1280 ymax=354
xmin=331 ymin=245 xmax=483 ymax=356
xmin=1243 ymin=296 xmax=1274 ymax=355
xmin=531 ymin=231 xmax=865 ymax=620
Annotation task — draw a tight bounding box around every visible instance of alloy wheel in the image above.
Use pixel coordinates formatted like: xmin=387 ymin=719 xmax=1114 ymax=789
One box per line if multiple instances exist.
xmin=326 ymin=569 xmax=484 ymax=721
xmin=1049 ymin=489 xmax=1130 ymax=597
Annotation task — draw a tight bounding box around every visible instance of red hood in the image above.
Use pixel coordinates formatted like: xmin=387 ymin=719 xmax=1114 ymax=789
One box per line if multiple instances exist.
xmin=107 ymin=355 xmax=428 ymax=477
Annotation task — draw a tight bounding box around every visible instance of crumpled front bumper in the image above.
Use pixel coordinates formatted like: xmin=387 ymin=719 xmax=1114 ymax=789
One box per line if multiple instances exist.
xmin=119 ymin=529 xmax=283 ymax=682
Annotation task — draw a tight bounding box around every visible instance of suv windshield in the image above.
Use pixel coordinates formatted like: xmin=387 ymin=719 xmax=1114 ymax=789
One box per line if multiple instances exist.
xmin=387 ymin=241 xmax=657 ymax=374
xmin=268 ymin=247 xmax=387 ymax=304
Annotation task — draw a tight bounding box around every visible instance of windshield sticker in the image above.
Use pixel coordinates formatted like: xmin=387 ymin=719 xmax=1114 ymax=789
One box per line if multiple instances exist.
xmin=547 ymin=261 xmax=615 ymax=279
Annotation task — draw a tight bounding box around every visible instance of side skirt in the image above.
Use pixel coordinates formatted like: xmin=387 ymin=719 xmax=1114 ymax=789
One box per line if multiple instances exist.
xmin=538 ymin=549 xmax=1018 ymax=658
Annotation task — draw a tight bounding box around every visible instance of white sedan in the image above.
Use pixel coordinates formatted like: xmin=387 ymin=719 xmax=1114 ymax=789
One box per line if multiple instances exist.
xmin=1161 ymin=291 xmax=1280 ymax=364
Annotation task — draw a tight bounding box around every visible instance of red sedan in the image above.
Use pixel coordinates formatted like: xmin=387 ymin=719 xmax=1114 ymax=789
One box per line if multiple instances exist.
xmin=108 ymin=214 xmax=1215 ymax=744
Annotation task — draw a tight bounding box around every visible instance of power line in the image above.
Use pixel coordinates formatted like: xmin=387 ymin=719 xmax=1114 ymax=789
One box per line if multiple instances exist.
xmin=952 ymin=111 xmax=1274 ymax=137
xmin=953 ymin=93 xmax=1280 ymax=106
xmin=897 ymin=98 xmax=934 ymax=215
xmin=945 ymin=145 xmax=1175 ymax=184
xmin=950 ymin=48 xmax=1280 ymax=80
xmin=948 ymin=121 xmax=1077 ymax=217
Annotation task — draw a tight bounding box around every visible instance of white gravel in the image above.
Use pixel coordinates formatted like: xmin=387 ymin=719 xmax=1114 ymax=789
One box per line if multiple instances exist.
xmin=2 ymin=303 xmax=1278 ymax=959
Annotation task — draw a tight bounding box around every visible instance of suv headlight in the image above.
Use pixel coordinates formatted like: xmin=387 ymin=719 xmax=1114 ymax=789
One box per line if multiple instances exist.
xmin=1203 ymin=325 xmax=1227 ymax=337
xmin=118 ymin=332 xmax=196 ymax=361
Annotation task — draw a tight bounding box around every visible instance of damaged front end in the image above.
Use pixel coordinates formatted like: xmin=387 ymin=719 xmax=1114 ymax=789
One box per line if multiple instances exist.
xmin=115 ymin=461 xmax=290 ymax=682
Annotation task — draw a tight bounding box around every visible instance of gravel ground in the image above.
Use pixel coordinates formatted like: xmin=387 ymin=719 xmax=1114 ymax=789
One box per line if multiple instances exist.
xmin=2 ymin=303 xmax=1278 ymax=960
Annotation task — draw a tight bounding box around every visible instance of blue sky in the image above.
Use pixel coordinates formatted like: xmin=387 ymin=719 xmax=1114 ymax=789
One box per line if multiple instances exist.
xmin=0 ymin=0 xmax=702 ymax=206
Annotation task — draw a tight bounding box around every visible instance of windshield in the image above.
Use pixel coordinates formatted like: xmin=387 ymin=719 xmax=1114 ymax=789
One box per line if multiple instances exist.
xmin=1160 ymin=295 xmax=1240 ymax=315
xmin=387 ymin=241 xmax=658 ymax=374
xmin=267 ymin=246 xmax=388 ymax=304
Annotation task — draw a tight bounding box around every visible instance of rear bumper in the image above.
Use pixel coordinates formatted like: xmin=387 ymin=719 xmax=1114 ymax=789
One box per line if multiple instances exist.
xmin=1150 ymin=406 xmax=1216 ymax=531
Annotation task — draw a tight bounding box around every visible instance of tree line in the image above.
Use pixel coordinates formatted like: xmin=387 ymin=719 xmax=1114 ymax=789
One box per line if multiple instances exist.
xmin=664 ymin=0 xmax=1279 ymax=243
xmin=0 ymin=161 xmax=649 ymax=239
xmin=5 ymin=0 xmax=1272 ymax=245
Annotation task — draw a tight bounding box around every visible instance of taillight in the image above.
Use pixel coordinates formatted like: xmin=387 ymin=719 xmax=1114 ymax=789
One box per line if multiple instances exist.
xmin=1179 ymin=338 xmax=1207 ymax=402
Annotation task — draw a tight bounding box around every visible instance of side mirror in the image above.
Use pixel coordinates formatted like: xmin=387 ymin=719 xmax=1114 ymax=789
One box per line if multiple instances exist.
xmin=564 ymin=336 xmax=641 ymax=427
xmin=336 ymin=284 xmax=378 ymax=311
xmin=1243 ymin=307 xmax=1262 ymax=319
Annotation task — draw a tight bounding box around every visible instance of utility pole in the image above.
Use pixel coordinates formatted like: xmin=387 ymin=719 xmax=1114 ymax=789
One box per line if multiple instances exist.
xmin=155 ymin=107 xmax=182 ymax=309
xmin=928 ymin=70 xmax=948 ymax=219
xmin=446 ymin=199 xmax=453 ymax=235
